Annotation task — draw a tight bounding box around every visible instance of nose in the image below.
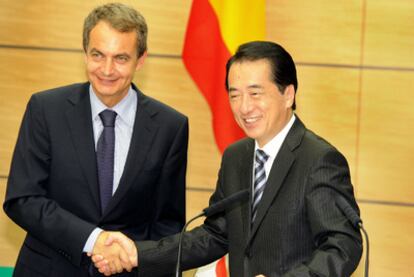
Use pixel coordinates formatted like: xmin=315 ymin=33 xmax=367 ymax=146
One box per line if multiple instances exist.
xmin=102 ymin=58 xmax=114 ymax=76
xmin=239 ymin=94 xmax=252 ymax=114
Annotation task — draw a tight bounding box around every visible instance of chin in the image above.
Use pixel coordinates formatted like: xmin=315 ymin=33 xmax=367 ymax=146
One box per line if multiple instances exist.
xmin=242 ymin=131 xmax=258 ymax=140
xmin=96 ymin=83 xmax=118 ymax=92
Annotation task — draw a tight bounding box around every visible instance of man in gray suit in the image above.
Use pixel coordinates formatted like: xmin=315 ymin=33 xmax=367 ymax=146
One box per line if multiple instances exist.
xmin=93 ymin=41 xmax=362 ymax=277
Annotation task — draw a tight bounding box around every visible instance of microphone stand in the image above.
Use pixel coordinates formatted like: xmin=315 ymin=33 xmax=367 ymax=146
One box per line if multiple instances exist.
xmin=174 ymin=190 xmax=249 ymax=277
xmin=175 ymin=212 xmax=204 ymax=277
xmin=336 ymin=197 xmax=369 ymax=277
xmin=359 ymin=222 xmax=369 ymax=277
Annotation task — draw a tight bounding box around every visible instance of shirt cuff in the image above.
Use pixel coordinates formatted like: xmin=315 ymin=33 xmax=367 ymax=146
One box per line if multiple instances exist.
xmin=83 ymin=227 xmax=103 ymax=253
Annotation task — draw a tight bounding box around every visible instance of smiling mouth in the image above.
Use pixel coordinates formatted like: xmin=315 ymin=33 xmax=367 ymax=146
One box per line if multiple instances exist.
xmin=97 ymin=77 xmax=117 ymax=85
xmin=243 ymin=116 xmax=261 ymax=124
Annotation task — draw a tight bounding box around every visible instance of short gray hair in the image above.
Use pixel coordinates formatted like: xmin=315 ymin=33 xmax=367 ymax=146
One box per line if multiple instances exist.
xmin=83 ymin=2 xmax=148 ymax=57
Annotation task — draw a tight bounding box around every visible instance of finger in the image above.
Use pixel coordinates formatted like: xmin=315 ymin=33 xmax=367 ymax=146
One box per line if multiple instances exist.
xmin=121 ymin=260 xmax=132 ymax=272
xmin=104 ymin=268 xmax=112 ymax=277
xmin=119 ymin=249 xmax=130 ymax=265
xmin=98 ymin=265 xmax=109 ymax=275
xmin=108 ymin=259 xmax=120 ymax=274
xmin=118 ymin=241 xmax=135 ymax=269
xmin=127 ymin=247 xmax=138 ymax=267
xmin=118 ymin=237 xmax=138 ymax=265
xmin=113 ymin=258 xmax=123 ymax=274
xmin=91 ymin=254 xmax=104 ymax=263
xmin=110 ymin=234 xmax=130 ymax=252
xmin=98 ymin=266 xmax=106 ymax=273
xmin=94 ymin=259 xmax=109 ymax=269
xmin=104 ymin=234 xmax=116 ymax=246
xmin=109 ymin=261 xmax=117 ymax=275
xmin=129 ymin=252 xmax=138 ymax=267
xmin=122 ymin=239 xmax=135 ymax=255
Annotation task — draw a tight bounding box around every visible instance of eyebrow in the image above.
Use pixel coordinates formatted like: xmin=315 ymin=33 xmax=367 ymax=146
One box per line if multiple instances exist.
xmin=228 ymin=84 xmax=263 ymax=91
xmin=89 ymin=48 xmax=101 ymax=53
xmin=247 ymin=84 xmax=264 ymax=89
xmin=89 ymin=48 xmax=131 ymax=58
xmin=115 ymin=53 xmax=131 ymax=58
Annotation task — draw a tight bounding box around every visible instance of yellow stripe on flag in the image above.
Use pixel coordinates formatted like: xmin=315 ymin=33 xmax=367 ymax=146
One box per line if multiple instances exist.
xmin=209 ymin=0 xmax=265 ymax=54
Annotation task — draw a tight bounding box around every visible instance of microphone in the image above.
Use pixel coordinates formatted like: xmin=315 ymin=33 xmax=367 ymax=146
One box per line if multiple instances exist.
xmin=203 ymin=189 xmax=250 ymax=217
xmin=336 ymin=196 xmax=369 ymax=277
xmin=336 ymin=196 xmax=362 ymax=228
xmin=175 ymin=190 xmax=249 ymax=277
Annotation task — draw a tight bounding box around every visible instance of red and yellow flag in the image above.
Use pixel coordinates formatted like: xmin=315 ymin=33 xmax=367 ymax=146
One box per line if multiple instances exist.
xmin=183 ymin=0 xmax=265 ymax=153
xmin=183 ymin=0 xmax=265 ymax=275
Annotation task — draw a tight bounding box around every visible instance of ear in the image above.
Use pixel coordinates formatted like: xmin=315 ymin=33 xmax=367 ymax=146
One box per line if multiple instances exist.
xmin=135 ymin=51 xmax=147 ymax=71
xmin=284 ymin=84 xmax=295 ymax=109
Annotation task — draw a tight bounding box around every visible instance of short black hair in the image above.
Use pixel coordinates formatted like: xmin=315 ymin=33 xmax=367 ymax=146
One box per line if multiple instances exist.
xmin=225 ymin=41 xmax=298 ymax=110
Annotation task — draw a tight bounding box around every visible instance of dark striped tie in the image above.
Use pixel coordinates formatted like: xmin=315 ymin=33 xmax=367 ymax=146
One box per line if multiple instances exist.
xmin=97 ymin=109 xmax=117 ymax=213
xmin=252 ymin=149 xmax=269 ymax=222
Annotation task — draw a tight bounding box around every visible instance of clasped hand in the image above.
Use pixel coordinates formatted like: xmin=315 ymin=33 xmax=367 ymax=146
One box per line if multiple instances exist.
xmin=90 ymin=233 xmax=267 ymax=277
xmin=89 ymin=231 xmax=138 ymax=276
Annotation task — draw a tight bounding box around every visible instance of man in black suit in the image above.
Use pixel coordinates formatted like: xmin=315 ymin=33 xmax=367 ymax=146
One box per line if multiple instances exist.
xmin=3 ymin=3 xmax=187 ymax=276
xmin=93 ymin=41 xmax=362 ymax=277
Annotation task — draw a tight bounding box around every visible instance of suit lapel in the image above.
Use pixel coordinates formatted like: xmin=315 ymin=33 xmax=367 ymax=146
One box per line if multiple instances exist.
xmin=65 ymin=83 xmax=101 ymax=211
xmin=239 ymin=140 xmax=255 ymax=238
xmin=247 ymin=117 xmax=306 ymax=244
xmin=103 ymin=89 xmax=158 ymax=215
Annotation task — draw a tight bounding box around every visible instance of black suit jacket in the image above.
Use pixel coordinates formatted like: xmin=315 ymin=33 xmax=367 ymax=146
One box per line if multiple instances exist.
xmin=137 ymin=117 xmax=362 ymax=277
xmin=4 ymin=82 xmax=188 ymax=276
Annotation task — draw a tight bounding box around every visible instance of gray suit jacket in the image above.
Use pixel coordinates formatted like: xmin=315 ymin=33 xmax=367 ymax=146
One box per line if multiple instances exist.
xmin=4 ymin=82 xmax=188 ymax=276
xmin=137 ymin=117 xmax=362 ymax=277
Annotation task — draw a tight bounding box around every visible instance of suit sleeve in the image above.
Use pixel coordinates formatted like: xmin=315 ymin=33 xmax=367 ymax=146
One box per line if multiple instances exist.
xmin=136 ymin=167 xmax=229 ymax=276
xmin=148 ymin=117 xmax=188 ymax=239
xmin=282 ymin=149 xmax=363 ymax=277
xmin=3 ymin=95 xmax=96 ymax=266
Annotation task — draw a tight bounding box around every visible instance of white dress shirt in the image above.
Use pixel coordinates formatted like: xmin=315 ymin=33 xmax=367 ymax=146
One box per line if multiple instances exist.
xmin=253 ymin=114 xmax=296 ymax=188
xmin=83 ymin=85 xmax=137 ymax=253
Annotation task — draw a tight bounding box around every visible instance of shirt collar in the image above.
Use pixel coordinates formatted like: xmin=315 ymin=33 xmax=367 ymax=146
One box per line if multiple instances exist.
xmin=255 ymin=114 xmax=296 ymax=159
xmin=89 ymin=85 xmax=137 ymax=128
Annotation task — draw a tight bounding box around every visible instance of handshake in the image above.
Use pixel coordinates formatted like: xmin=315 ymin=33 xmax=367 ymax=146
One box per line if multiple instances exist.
xmin=89 ymin=231 xmax=138 ymax=276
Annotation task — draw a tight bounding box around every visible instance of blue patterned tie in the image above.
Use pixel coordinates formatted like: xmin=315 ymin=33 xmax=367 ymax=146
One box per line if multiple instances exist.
xmin=252 ymin=149 xmax=269 ymax=222
xmin=97 ymin=109 xmax=117 ymax=213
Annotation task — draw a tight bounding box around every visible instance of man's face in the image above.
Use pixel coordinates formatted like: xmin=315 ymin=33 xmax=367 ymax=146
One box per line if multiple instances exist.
xmin=228 ymin=59 xmax=294 ymax=147
xmin=85 ymin=21 xmax=146 ymax=107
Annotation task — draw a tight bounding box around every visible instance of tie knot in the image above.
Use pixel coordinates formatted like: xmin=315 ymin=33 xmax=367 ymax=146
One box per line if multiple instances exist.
xmin=99 ymin=110 xmax=117 ymax=127
xmin=255 ymin=149 xmax=269 ymax=165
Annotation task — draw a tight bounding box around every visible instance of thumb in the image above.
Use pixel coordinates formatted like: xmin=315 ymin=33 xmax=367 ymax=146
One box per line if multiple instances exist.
xmin=104 ymin=234 xmax=116 ymax=246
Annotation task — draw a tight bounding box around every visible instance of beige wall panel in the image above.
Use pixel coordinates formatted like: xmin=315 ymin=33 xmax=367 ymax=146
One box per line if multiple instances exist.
xmin=0 ymin=49 xmax=85 ymax=176
xmin=267 ymin=0 xmax=362 ymax=65
xmin=358 ymin=71 xmax=414 ymax=202
xmin=0 ymin=48 xmax=221 ymax=189
xmin=186 ymin=190 xmax=212 ymax=229
xmin=133 ymin=57 xmax=221 ymax=189
xmin=295 ymin=66 xmax=359 ymax=188
xmin=364 ymin=0 xmax=414 ymax=67
xmin=0 ymin=0 xmax=191 ymax=55
xmin=358 ymin=203 xmax=414 ymax=276
xmin=0 ymin=179 xmax=26 ymax=267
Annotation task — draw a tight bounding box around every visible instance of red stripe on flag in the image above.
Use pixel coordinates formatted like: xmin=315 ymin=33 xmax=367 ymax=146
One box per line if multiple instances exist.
xmin=215 ymin=256 xmax=228 ymax=277
xmin=182 ymin=0 xmax=244 ymax=153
